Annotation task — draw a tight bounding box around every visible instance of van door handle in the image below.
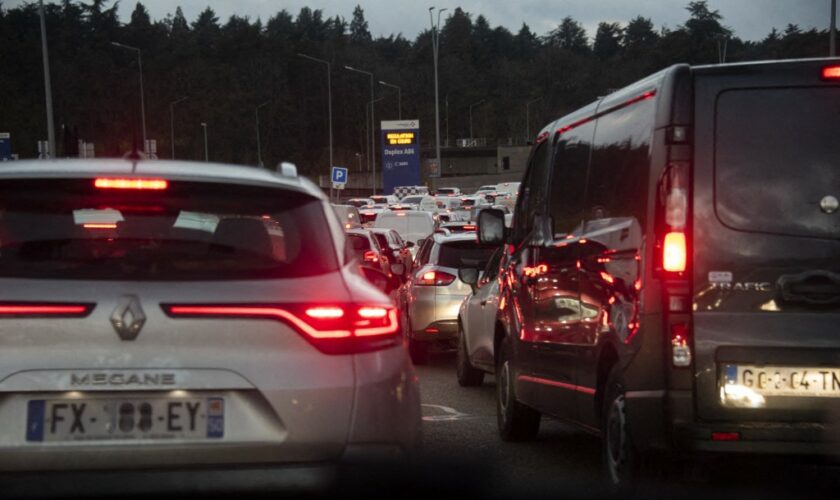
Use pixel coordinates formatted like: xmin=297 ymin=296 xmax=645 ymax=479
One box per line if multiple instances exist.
xmin=777 ymin=270 xmax=840 ymax=306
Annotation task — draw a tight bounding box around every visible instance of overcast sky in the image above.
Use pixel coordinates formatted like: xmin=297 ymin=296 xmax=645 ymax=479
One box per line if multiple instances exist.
xmin=10 ymin=1 xmax=832 ymax=41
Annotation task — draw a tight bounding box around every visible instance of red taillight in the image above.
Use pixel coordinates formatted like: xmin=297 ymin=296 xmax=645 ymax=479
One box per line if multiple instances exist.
xmin=0 ymin=303 xmax=93 ymax=317
xmin=417 ymin=270 xmax=456 ymax=286
xmin=462 ymin=225 xmax=476 ymax=231
xmin=821 ymin=65 xmax=840 ymax=80
xmin=162 ymin=304 xmax=399 ymax=355
xmin=663 ymin=232 xmax=687 ymax=273
xmin=363 ymin=250 xmax=379 ymax=263
xmin=94 ymin=178 xmax=168 ymax=190
xmin=711 ymin=432 xmax=740 ymax=442
xmin=83 ymin=223 xmax=117 ymax=230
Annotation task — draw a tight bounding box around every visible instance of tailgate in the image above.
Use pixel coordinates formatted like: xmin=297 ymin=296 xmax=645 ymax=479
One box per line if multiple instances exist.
xmin=692 ymin=62 xmax=840 ymax=423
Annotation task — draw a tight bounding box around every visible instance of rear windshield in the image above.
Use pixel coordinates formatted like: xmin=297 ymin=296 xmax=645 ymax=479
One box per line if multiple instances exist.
xmin=347 ymin=234 xmax=372 ymax=253
xmin=400 ymin=196 xmax=423 ymax=205
xmin=436 ymin=241 xmax=497 ymax=269
xmin=0 ymin=179 xmax=338 ymax=280
xmin=716 ymin=87 xmax=840 ymax=239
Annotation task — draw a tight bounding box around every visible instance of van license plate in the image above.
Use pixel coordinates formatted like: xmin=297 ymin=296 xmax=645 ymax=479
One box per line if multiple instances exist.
xmin=26 ymin=397 xmax=225 ymax=442
xmin=723 ymin=365 xmax=840 ymax=397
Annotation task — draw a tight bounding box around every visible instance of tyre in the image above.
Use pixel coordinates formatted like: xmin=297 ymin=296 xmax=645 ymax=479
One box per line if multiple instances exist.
xmin=602 ymin=364 xmax=650 ymax=491
xmin=409 ymin=339 xmax=429 ymax=365
xmin=496 ymin=338 xmax=540 ymax=441
xmin=456 ymin=323 xmax=485 ymax=387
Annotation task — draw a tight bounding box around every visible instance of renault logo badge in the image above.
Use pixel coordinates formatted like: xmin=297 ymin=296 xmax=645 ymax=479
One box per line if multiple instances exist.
xmin=111 ymin=295 xmax=146 ymax=341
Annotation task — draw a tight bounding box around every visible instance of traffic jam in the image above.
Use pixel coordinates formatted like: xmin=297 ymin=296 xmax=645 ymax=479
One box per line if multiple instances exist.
xmin=1 ymin=1 xmax=839 ymax=498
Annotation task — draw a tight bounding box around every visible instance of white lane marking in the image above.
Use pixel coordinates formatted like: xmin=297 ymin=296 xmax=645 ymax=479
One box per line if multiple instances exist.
xmin=421 ymin=403 xmax=473 ymax=422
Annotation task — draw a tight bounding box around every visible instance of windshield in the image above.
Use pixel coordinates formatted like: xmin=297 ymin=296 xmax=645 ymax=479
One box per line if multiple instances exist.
xmin=0 ymin=179 xmax=337 ymax=280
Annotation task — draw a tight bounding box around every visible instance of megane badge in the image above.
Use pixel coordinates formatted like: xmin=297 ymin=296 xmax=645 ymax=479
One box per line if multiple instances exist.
xmin=111 ymin=295 xmax=146 ymax=341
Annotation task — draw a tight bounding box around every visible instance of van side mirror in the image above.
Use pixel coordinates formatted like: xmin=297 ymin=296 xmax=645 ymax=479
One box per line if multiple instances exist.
xmin=477 ymin=208 xmax=506 ymax=245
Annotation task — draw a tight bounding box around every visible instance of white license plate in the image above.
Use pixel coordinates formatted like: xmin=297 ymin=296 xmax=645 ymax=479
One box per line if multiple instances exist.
xmin=723 ymin=364 xmax=840 ymax=398
xmin=26 ymin=396 xmax=225 ymax=442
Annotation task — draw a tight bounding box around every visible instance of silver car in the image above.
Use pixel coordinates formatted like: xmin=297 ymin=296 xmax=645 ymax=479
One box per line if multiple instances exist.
xmin=400 ymin=233 xmax=497 ymax=364
xmin=0 ymin=159 xmax=420 ymax=471
xmin=456 ymin=247 xmax=505 ymax=386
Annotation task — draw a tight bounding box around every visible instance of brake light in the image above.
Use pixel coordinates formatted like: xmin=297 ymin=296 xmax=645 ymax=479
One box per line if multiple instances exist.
xmin=363 ymin=250 xmax=379 ymax=263
xmin=671 ymin=322 xmax=692 ymax=367
xmin=83 ymin=223 xmax=117 ymax=230
xmin=711 ymin=432 xmax=740 ymax=441
xmin=463 ymin=225 xmax=476 ymax=231
xmin=0 ymin=303 xmax=94 ymax=317
xmin=163 ymin=304 xmax=399 ymax=355
xmin=822 ymin=65 xmax=840 ymax=80
xmin=417 ymin=270 xmax=456 ymax=286
xmin=663 ymin=232 xmax=686 ymax=272
xmin=94 ymin=178 xmax=168 ymax=190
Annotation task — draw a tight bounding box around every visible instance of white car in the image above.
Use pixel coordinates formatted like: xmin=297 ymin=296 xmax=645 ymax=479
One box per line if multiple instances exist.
xmin=392 ymin=195 xmax=424 ymax=211
xmin=456 ymin=246 xmax=505 ymax=385
xmin=359 ymin=203 xmax=388 ymax=225
xmin=435 ymin=187 xmax=461 ymax=197
xmin=0 ymin=159 xmax=420 ymax=471
xmin=493 ymin=181 xmax=521 ymax=211
xmin=374 ymin=211 xmax=436 ymax=254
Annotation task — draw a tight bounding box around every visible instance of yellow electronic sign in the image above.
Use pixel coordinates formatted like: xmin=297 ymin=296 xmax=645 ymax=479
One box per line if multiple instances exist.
xmin=386 ymin=132 xmax=416 ymax=146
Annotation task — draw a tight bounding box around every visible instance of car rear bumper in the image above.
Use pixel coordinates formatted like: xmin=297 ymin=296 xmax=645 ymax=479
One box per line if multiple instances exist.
xmin=626 ymin=389 xmax=840 ymax=457
xmin=411 ymin=320 xmax=458 ymax=341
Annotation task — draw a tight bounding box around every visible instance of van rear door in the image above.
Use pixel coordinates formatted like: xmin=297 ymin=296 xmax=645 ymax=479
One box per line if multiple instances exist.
xmin=692 ymin=60 xmax=840 ymax=424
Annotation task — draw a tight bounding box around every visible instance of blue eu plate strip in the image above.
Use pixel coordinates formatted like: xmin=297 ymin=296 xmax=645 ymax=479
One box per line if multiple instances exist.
xmin=26 ymin=400 xmax=45 ymax=442
xmin=206 ymin=397 xmax=224 ymax=439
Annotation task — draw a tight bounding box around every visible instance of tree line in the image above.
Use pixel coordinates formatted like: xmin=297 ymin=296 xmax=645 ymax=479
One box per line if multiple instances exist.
xmin=0 ymin=1 xmax=830 ymax=177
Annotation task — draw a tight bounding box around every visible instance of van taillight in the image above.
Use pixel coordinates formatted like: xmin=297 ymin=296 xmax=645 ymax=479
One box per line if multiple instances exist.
xmin=162 ymin=304 xmax=399 ymax=355
xmin=821 ymin=65 xmax=840 ymax=80
xmin=663 ymin=232 xmax=686 ymax=272
xmin=363 ymin=250 xmax=379 ymax=263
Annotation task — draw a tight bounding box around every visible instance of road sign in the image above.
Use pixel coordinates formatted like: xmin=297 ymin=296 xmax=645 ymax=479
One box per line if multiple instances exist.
xmin=0 ymin=133 xmax=11 ymax=161
xmin=381 ymin=120 xmax=420 ymax=194
xmin=331 ymin=166 xmax=348 ymax=185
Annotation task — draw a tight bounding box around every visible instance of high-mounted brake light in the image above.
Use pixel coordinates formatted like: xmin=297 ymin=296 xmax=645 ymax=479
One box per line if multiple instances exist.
xmin=822 ymin=65 xmax=840 ymax=80
xmin=162 ymin=304 xmax=399 ymax=355
xmin=0 ymin=303 xmax=94 ymax=317
xmin=83 ymin=223 xmax=117 ymax=230
xmin=94 ymin=178 xmax=168 ymax=190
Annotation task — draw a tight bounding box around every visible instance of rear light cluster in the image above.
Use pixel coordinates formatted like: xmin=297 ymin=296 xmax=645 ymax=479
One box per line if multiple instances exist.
xmin=416 ymin=270 xmax=456 ymax=286
xmin=363 ymin=250 xmax=379 ymax=263
xmin=162 ymin=304 xmax=400 ymax=355
xmin=0 ymin=303 xmax=94 ymax=317
xmin=821 ymin=65 xmax=840 ymax=80
xmin=657 ymin=131 xmax=692 ymax=369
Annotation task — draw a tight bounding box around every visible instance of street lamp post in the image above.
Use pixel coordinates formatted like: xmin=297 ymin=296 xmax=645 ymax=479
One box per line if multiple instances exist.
xmin=363 ymin=96 xmax=385 ymax=195
xmin=297 ymin=54 xmax=334 ymax=180
xmin=379 ymin=80 xmax=402 ymax=120
xmin=169 ymin=96 xmax=188 ymax=160
xmin=255 ymin=100 xmax=270 ymax=167
xmin=429 ymin=7 xmax=447 ymax=177
xmin=355 ymin=152 xmax=363 ymax=172
xmin=345 ymin=65 xmax=376 ymax=194
xmin=469 ymin=99 xmax=485 ymax=144
xmin=200 ymin=122 xmax=208 ymax=162
xmin=38 ymin=0 xmax=55 ymax=158
xmin=111 ymin=42 xmax=147 ymax=154
xmin=525 ymin=97 xmax=542 ymax=142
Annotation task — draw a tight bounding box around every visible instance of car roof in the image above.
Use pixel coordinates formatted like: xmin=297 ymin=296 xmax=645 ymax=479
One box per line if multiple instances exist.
xmin=0 ymin=159 xmax=325 ymax=199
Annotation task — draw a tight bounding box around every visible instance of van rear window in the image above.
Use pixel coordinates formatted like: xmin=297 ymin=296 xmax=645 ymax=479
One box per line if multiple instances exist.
xmin=436 ymin=241 xmax=496 ymax=269
xmin=715 ymin=88 xmax=840 ymax=239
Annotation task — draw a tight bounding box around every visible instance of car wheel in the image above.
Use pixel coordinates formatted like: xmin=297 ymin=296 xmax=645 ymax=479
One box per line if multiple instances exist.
xmin=456 ymin=322 xmax=484 ymax=387
xmin=496 ymin=338 xmax=540 ymax=441
xmin=602 ymin=364 xmax=653 ymax=491
xmin=409 ymin=339 xmax=429 ymax=365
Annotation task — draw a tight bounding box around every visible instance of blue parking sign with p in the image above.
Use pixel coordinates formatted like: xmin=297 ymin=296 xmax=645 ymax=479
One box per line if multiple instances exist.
xmin=331 ymin=166 xmax=348 ymax=184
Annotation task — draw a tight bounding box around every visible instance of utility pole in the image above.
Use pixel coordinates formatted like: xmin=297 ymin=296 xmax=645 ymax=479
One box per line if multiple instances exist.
xmin=38 ymin=0 xmax=56 ymax=158
xmin=169 ymin=96 xmax=188 ymax=159
xmin=429 ymin=7 xmax=447 ymax=180
xmin=526 ymin=97 xmax=542 ymax=142
xmin=832 ymin=0 xmax=837 ymax=57
xmin=297 ymin=54 xmax=334 ymax=182
xmin=111 ymin=42 xmax=147 ymax=154
xmin=345 ymin=65 xmax=376 ymax=194
xmin=379 ymin=80 xmax=402 ymax=119
xmin=255 ymin=101 xmax=270 ymax=167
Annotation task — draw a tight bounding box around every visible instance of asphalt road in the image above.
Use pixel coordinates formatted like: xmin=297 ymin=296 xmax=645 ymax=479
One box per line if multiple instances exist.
xmin=414 ymin=351 xmax=840 ymax=499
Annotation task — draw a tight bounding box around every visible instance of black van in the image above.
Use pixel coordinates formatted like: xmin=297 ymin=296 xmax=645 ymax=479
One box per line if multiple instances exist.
xmin=475 ymin=58 xmax=840 ymax=486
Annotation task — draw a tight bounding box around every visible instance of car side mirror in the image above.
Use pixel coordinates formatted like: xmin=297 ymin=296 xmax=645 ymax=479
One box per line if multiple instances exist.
xmin=458 ymin=268 xmax=479 ymax=294
xmin=361 ymin=267 xmax=393 ymax=293
xmin=405 ymin=241 xmax=415 ymax=248
xmin=477 ymin=208 xmax=506 ymax=245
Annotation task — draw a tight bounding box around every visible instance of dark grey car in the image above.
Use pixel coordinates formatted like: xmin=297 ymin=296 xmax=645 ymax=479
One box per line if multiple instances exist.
xmin=476 ymin=58 xmax=840 ymax=489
